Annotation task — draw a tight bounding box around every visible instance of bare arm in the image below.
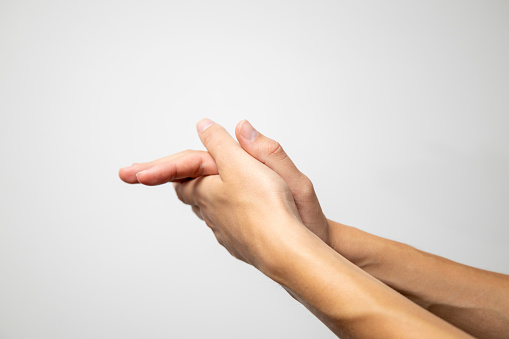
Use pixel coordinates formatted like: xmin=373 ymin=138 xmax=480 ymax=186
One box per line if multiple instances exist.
xmin=232 ymin=120 xmax=509 ymax=338
xmin=121 ymin=119 xmax=472 ymax=338
xmin=328 ymin=220 xmax=509 ymax=338
xmin=119 ymin=119 xmax=509 ymax=338
xmin=265 ymin=220 xmax=472 ymax=339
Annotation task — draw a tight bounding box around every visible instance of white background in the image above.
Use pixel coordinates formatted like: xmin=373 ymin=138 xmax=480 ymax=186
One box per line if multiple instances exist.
xmin=1 ymin=1 xmax=508 ymax=338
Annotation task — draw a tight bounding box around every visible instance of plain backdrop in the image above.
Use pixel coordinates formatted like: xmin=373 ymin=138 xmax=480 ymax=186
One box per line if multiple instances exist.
xmin=1 ymin=1 xmax=508 ymax=338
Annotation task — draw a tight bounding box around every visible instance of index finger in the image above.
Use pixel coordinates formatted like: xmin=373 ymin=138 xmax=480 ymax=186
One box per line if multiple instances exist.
xmin=196 ymin=119 xmax=248 ymax=177
xmin=118 ymin=150 xmax=217 ymax=185
xmin=135 ymin=151 xmax=217 ymax=186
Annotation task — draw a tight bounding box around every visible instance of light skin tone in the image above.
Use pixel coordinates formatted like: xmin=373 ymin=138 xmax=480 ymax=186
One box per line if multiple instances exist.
xmin=119 ymin=119 xmax=509 ymax=338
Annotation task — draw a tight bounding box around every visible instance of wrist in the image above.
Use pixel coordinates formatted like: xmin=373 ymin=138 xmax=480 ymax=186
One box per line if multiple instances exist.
xmin=252 ymin=215 xmax=312 ymax=279
xmin=244 ymin=211 xmax=328 ymax=283
xmin=326 ymin=219 xmax=416 ymax=273
xmin=326 ymin=219 xmax=378 ymax=268
xmin=262 ymin=221 xmax=422 ymax=333
xmin=262 ymin=221 xmax=470 ymax=338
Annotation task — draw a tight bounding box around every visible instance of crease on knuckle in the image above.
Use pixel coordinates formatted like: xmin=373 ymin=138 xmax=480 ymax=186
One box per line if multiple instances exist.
xmin=192 ymin=181 xmax=209 ymax=207
xmin=266 ymin=141 xmax=287 ymax=161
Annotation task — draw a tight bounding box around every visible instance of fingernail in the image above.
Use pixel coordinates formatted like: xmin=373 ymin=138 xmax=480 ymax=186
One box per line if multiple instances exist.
xmin=240 ymin=120 xmax=258 ymax=141
xmin=197 ymin=118 xmax=215 ymax=132
xmin=135 ymin=171 xmax=145 ymax=180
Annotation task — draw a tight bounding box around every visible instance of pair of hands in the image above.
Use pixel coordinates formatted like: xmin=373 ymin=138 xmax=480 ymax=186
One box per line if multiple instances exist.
xmin=119 ymin=119 xmax=330 ymax=272
xmin=121 ymin=120 xmax=502 ymax=339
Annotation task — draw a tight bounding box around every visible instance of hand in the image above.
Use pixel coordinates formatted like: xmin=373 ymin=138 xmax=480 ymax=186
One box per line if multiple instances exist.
xmin=119 ymin=120 xmax=475 ymax=339
xmin=119 ymin=120 xmax=330 ymax=245
xmin=125 ymin=119 xmax=307 ymax=273
xmin=234 ymin=120 xmax=329 ymax=244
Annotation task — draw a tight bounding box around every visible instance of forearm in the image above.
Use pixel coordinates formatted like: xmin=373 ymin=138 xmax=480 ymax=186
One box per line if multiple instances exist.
xmin=327 ymin=219 xmax=509 ymax=338
xmin=264 ymin=219 xmax=472 ymax=339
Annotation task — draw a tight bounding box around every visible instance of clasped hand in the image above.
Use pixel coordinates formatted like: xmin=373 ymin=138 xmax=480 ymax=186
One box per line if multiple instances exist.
xmin=119 ymin=119 xmax=330 ymax=274
xmin=119 ymin=119 xmax=499 ymax=339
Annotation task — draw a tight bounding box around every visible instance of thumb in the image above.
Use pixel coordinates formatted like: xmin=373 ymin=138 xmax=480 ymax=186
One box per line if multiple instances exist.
xmin=235 ymin=120 xmax=306 ymax=187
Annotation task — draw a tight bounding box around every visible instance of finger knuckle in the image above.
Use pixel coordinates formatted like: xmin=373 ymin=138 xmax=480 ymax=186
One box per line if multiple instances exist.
xmin=192 ymin=181 xmax=206 ymax=206
xmin=194 ymin=194 xmax=206 ymax=208
xmin=174 ymin=184 xmax=185 ymax=202
xmin=211 ymin=229 xmax=223 ymax=243
xmin=191 ymin=205 xmax=203 ymax=219
xmin=296 ymin=174 xmax=315 ymax=197
xmin=266 ymin=141 xmax=287 ymax=161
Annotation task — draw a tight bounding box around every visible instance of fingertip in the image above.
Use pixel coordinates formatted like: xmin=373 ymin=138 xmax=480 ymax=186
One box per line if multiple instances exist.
xmin=135 ymin=170 xmax=146 ymax=184
xmin=135 ymin=167 xmax=169 ymax=186
xmin=197 ymin=118 xmax=215 ymax=133
xmin=235 ymin=119 xmax=246 ymax=133
xmin=238 ymin=119 xmax=258 ymax=141
xmin=119 ymin=166 xmax=138 ymax=184
xmin=234 ymin=120 xmax=243 ymax=142
xmin=118 ymin=167 xmax=127 ymax=182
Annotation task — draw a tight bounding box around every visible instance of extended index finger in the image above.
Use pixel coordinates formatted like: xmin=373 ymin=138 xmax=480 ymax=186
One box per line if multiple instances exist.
xmin=119 ymin=150 xmax=217 ymax=185
xmin=136 ymin=151 xmax=217 ymax=186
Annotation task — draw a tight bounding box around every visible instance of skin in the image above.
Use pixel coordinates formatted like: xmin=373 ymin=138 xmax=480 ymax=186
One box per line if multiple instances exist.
xmin=119 ymin=119 xmax=509 ymax=338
